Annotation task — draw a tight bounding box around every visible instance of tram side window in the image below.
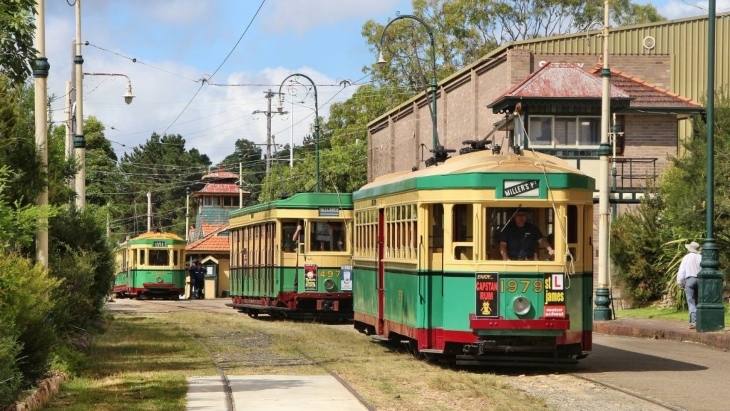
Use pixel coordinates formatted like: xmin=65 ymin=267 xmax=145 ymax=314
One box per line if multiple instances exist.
xmin=567 ymin=205 xmax=578 ymax=257
xmin=139 ymin=249 xmax=146 ymax=265
xmin=484 ymin=207 xmax=555 ymax=261
xmin=452 ymin=204 xmax=474 ymax=260
xmin=281 ymin=221 xmax=298 ymax=253
xmin=429 ymin=204 xmax=444 ymax=251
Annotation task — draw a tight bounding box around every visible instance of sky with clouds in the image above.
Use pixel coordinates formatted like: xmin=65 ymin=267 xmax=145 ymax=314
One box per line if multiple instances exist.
xmin=42 ymin=0 xmax=729 ymax=166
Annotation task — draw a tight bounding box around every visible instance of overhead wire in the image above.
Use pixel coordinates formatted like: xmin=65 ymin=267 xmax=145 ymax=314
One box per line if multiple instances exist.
xmin=159 ymin=0 xmax=268 ymax=137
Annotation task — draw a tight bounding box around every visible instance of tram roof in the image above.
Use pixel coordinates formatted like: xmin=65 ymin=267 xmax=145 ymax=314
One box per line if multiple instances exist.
xmin=354 ymin=150 xmax=594 ymax=200
xmin=120 ymin=230 xmax=186 ymax=246
xmin=229 ymin=192 xmax=353 ymax=218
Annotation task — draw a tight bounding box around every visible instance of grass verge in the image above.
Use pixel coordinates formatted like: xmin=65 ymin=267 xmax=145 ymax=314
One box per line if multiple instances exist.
xmin=615 ymin=304 xmax=730 ymax=323
xmin=44 ymin=309 xmax=553 ymax=411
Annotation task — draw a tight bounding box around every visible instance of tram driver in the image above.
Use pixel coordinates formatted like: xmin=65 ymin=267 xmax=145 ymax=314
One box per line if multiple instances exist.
xmin=499 ymin=210 xmax=554 ymax=260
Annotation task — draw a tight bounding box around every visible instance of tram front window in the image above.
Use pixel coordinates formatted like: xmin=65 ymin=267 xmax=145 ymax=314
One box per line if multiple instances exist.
xmin=149 ymin=249 xmax=170 ymax=266
xmin=311 ymin=221 xmax=346 ymax=251
xmin=485 ymin=207 xmax=555 ymax=261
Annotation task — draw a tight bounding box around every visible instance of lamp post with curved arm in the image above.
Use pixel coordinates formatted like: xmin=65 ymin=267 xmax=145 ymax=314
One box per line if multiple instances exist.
xmin=377 ymin=14 xmax=448 ymax=167
xmin=278 ymin=73 xmax=320 ymax=192
xmin=74 ymin=71 xmax=135 ymax=209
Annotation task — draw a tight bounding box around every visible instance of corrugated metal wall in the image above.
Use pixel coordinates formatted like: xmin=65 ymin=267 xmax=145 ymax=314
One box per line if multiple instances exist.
xmin=511 ymin=13 xmax=730 ymax=105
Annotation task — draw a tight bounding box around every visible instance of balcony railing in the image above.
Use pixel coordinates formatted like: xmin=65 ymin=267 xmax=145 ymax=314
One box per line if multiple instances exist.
xmin=611 ymin=157 xmax=657 ymax=192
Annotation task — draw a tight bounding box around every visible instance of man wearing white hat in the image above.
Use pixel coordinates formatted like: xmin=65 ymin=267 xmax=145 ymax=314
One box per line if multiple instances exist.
xmin=677 ymin=241 xmax=702 ymax=329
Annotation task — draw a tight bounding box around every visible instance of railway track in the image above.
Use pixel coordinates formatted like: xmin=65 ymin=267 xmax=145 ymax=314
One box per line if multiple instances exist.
xmin=108 ymin=298 xmax=687 ymax=411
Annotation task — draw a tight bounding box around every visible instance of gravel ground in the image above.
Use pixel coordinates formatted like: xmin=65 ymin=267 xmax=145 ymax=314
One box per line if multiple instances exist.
xmin=509 ymin=373 xmax=672 ymax=411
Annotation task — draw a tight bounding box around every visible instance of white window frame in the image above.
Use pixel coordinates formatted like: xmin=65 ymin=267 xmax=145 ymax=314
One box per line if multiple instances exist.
xmin=528 ymin=115 xmax=601 ymax=148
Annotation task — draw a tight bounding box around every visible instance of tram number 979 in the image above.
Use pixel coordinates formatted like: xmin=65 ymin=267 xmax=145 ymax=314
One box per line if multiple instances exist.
xmin=502 ymin=279 xmax=544 ymax=294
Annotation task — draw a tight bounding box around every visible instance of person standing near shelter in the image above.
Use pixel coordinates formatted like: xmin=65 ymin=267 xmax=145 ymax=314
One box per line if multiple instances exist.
xmin=677 ymin=241 xmax=702 ymax=329
xmin=188 ymin=261 xmax=196 ymax=299
xmin=192 ymin=261 xmax=206 ymax=299
xmin=499 ymin=210 xmax=554 ymax=260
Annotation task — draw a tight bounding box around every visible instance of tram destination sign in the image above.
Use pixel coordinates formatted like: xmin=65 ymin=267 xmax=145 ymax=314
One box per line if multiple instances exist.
xmin=503 ymin=180 xmax=539 ymax=197
xmin=318 ymin=207 xmax=340 ymax=217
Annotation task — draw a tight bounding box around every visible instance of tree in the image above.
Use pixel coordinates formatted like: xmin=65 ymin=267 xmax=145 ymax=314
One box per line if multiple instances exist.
xmin=362 ymin=0 xmax=664 ymax=92
xmin=0 ymin=76 xmax=44 ymax=205
xmin=116 ymin=133 xmax=210 ymax=237
xmin=611 ymin=93 xmax=730 ymax=306
xmin=83 ymin=116 xmax=120 ymax=208
xmin=219 ymin=138 xmax=266 ymax=204
xmin=0 ymin=0 xmax=37 ymax=85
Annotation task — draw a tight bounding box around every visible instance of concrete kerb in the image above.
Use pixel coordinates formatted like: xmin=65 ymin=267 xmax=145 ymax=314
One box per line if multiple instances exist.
xmin=593 ymin=318 xmax=730 ymax=351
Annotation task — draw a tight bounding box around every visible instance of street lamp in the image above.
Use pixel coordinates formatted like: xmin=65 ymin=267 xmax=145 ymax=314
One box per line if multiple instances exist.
xmin=73 ymin=72 xmax=135 ymax=209
xmin=277 ymin=73 xmax=320 ymax=192
xmin=697 ymin=0 xmax=724 ymax=332
xmin=83 ymin=73 xmax=135 ymax=104
xmin=377 ymin=14 xmax=451 ymax=167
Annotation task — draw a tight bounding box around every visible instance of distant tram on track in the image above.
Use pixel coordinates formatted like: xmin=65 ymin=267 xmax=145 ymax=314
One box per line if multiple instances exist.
xmin=227 ymin=193 xmax=354 ymax=321
xmin=113 ymin=231 xmax=188 ymax=300
xmin=352 ymin=146 xmax=595 ymax=365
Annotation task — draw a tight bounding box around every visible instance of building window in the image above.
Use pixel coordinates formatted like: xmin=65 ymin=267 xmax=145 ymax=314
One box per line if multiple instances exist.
xmin=529 ymin=115 xmax=601 ymax=148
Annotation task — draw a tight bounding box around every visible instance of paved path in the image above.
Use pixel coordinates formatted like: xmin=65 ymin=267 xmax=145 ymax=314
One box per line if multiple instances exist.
xmin=187 ymin=375 xmax=370 ymax=411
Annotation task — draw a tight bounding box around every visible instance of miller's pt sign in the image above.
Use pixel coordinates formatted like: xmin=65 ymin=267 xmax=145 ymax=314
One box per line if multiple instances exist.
xmin=503 ymin=180 xmax=539 ymax=198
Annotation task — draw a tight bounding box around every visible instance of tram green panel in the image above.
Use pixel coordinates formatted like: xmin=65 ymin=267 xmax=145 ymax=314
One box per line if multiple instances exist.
xmin=438 ymin=271 xmax=593 ymax=333
xmin=353 ymin=266 xmax=377 ymax=318
xmin=296 ymin=266 xmax=349 ymax=294
xmin=426 ymin=272 xmax=444 ymax=330
xmin=128 ymin=269 xmax=186 ymax=288
xmin=383 ymin=269 xmax=419 ymax=328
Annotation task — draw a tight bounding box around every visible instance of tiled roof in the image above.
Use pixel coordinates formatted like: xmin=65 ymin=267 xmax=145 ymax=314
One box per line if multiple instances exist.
xmin=490 ymin=62 xmax=630 ymax=106
xmin=201 ymin=222 xmax=227 ymax=236
xmin=186 ymin=225 xmax=230 ymax=252
xmin=195 ymin=182 xmax=241 ymax=195
xmin=588 ymin=65 xmax=702 ymax=109
xmin=202 ymin=170 xmax=239 ymax=181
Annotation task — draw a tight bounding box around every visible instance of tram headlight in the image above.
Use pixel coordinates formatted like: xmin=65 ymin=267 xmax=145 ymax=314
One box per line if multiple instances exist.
xmin=156 ymin=276 xmax=163 ymax=283
xmin=324 ymin=279 xmax=336 ymax=291
xmin=512 ymin=296 xmax=531 ymax=316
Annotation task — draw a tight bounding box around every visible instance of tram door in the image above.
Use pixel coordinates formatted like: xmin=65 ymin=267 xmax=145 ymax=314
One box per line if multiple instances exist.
xmin=377 ymin=208 xmax=385 ymax=334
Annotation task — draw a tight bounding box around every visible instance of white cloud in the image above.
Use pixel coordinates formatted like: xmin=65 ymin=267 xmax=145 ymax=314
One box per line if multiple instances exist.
xmin=263 ymin=0 xmax=402 ymax=34
xmin=43 ymin=0 xmax=360 ymax=166
xmin=659 ymin=0 xmax=730 ymax=19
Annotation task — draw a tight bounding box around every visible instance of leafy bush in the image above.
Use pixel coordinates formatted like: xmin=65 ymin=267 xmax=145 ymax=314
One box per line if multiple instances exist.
xmin=610 ymin=199 xmax=669 ymax=306
xmin=49 ymin=207 xmax=115 ymax=336
xmin=0 ymin=250 xmax=61 ymax=390
xmin=0 ymin=335 xmax=22 ymax=409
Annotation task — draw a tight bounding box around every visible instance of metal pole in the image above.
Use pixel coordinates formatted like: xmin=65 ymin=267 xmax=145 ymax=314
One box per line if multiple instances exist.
xmin=64 ymin=80 xmax=72 ymax=162
xmin=594 ymin=0 xmax=613 ymax=321
xmin=74 ymin=0 xmax=85 ymax=209
xmin=34 ymin=0 xmax=49 ymax=268
xmin=238 ymin=153 xmax=243 ymax=207
xmin=697 ymin=0 xmax=724 ymax=332
xmin=290 ymin=96 xmax=294 ymax=168
xmin=377 ymin=14 xmax=440 ymax=166
xmin=147 ymin=191 xmax=152 ymax=232
xmin=185 ymin=187 xmax=190 ymax=241
xmin=277 ymin=74 xmax=317 ymax=191
xmin=266 ymin=89 xmax=272 ymax=175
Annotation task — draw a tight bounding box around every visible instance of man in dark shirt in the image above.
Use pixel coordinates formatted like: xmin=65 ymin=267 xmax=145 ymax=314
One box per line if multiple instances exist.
xmin=499 ymin=211 xmax=554 ymax=260
xmin=191 ymin=261 xmax=206 ymax=299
